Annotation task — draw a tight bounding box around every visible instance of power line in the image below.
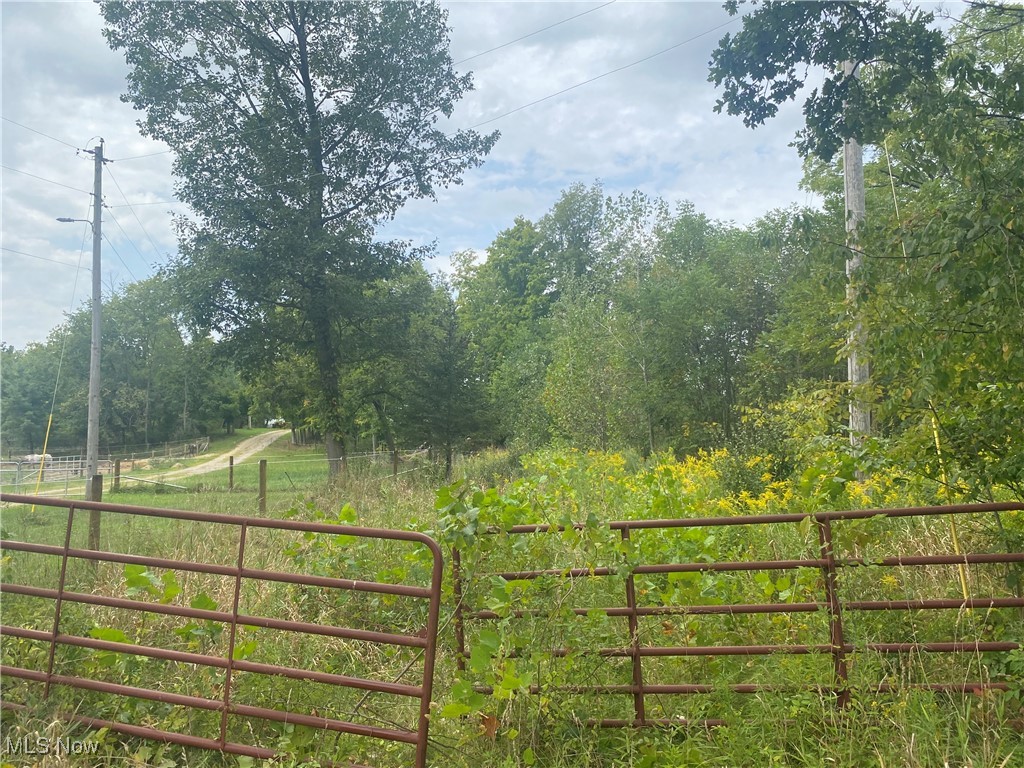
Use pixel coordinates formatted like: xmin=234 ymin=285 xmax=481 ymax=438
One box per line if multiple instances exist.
xmin=105 ymin=165 xmax=168 ymax=261
xmin=105 ymin=209 xmax=154 ymax=270
xmin=110 ymin=0 xmax=614 ymax=163
xmin=110 ymin=149 xmax=173 ymax=162
xmin=469 ymin=17 xmax=740 ymax=129
xmin=107 ymin=200 xmax=181 ymax=208
xmin=1 ymin=164 xmax=92 ymax=195
xmin=1 ymin=247 xmax=87 ymax=270
xmin=1 ymin=116 xmax=82 ymax=150
xmin=101 ymin=232 xmax=138 ymax=282
xmin=454 ymin=1 xmax=617 ymax=65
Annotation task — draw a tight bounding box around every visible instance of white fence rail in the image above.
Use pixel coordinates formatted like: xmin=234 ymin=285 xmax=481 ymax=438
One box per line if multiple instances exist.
xmin=0 ymin=437 xmax=210 ymax=494
xmin=0 ymin=458 xmax=114 ymax=494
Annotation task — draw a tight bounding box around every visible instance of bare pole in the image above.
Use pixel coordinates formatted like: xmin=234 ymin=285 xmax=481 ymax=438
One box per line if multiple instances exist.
xmin=86 ymin=141 xmax=104 ymax=502
xmin=843 ymin=62 xmax=871 ymax=447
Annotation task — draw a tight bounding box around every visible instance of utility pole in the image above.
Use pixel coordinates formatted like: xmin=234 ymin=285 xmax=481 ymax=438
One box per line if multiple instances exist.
xmin=843 ymin=61 xmax=871 ymax=448
xmin=86 ymin=141 xmax=104 ymax=502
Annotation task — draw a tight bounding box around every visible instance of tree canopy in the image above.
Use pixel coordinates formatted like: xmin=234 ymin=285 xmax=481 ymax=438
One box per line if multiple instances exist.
xmin=709 ymin=0 xmax=945 ymax=159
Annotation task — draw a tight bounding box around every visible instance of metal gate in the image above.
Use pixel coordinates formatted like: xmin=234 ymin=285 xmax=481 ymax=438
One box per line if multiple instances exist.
xmin=453 ymin=502 xmax=1024 ymax=727
xmin=0 ymin=493 xmax=444 ymax=767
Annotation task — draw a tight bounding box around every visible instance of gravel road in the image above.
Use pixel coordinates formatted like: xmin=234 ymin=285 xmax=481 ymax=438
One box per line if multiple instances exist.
xmin=158 ymin=429 xmax=290 ymax=480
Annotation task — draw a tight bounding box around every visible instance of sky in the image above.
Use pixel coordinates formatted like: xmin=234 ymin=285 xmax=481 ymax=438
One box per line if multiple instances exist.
xmin=0 ymin=0 xmax=844 ymax=350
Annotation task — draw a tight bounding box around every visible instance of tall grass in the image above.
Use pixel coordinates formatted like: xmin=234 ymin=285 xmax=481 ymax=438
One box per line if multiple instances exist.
xmin=1 ymin=445 xmax=1021 ymax=767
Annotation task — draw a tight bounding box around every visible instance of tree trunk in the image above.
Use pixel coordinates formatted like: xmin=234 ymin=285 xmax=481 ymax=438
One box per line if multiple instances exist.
xmin=326 ymin=432 xmax=346 ymax=477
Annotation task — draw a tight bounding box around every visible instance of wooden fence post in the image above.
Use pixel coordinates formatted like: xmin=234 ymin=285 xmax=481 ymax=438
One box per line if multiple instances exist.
xmin=258 ymin=459 xmax=267 ymax=514
xmin=113 ymin=459 xmax=121 ymax=492
xmin=229 ymin=456 xmax=234 ymax=491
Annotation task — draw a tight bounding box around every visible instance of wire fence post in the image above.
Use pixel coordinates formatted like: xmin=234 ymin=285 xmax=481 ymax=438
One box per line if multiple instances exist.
xmin=621 ymin=526 xmax=646 ymax=725
xmin=229 ymin=456 xmax=234 ymax=491
xmin=817 ymin=515 xmax=850 ymax=707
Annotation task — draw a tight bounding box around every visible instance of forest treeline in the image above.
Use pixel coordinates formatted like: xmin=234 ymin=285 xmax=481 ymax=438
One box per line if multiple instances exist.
xmin=1 ymin=3 xmax=1020 ymax=500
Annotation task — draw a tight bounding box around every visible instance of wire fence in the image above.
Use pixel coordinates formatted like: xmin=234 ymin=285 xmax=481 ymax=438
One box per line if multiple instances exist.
xmin=0 ymin=439 xmax=211 ymax=496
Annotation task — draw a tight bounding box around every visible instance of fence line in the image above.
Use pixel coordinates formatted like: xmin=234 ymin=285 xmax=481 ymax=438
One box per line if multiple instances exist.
xmin=453 ymin=502 xmax=1024 ymax=728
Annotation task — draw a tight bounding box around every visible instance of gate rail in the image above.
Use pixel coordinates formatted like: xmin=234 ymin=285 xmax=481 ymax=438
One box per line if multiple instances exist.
xmin=453 ymin=502 xmax=1024 ymax=728
xmin=0 ymin=493 xmax=443 ymax=767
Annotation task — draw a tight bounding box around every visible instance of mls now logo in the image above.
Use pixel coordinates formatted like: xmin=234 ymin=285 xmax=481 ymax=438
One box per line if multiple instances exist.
xmin=2 ymin=735 xmax=99 ymax=758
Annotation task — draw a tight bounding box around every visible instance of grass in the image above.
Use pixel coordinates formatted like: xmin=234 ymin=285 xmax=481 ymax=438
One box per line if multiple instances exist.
xmin=1 ymin=443 xmax=1022 ymax=767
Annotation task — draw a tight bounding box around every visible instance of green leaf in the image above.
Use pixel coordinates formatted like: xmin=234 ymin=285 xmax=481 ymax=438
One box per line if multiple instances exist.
xmin=123 ymin=564 xmax=159 ymax=595
xmin=469 ymin=644 xmax=494 ymax=674
xmin=438 ymin=702 xmax=472 ymax=718
xmin=190 ymin=592 xmax=218 ymax=611
xmin=159 ymin=571 xmax=181 ymax=604
xmin=477 ymin=628 xmax=501 ymax=654
xmin=89 ymin=627 xmax=129 ymax=643
xmin=232 ymin=640 xmax=258 ymax=660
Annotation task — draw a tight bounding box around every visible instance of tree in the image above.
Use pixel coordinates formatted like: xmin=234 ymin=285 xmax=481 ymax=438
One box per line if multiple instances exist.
xmin=101 ymin=0 xmax=497 ymax=474
xmin=647 ymin=209 xmax=784 ymax=451
xmin=543 ymin=293 xmax=647 ymax=452
xmin=0 ymin=342 xmax=61 ymax=456
xmin=709 ymin=0 xmax=945 ymax=161
xmin=709 ymin=0 xmax=945 ymax=447
xmin=403 ymin=279 xmax=484 ymax=480
xmin=455 ymin=221 xmax=555 ymax=448
xmin=742 ymin=206 xmax=847 ymax=402
xmin=859 ymin=3 xmax=1024 ymax=498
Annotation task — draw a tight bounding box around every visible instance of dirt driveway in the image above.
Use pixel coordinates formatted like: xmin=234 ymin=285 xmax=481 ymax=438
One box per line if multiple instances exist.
xmin=158 ymin=429 xmax=290 ymax=480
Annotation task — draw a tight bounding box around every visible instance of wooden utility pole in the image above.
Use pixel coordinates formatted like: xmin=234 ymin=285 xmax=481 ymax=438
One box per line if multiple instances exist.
xmin=86 ymin=141 xmax=104 ymax=501
xmin=843 ymin=62 xmax=871 ymax=447
xmin=59 ymin=141 xmax=105 ymax=541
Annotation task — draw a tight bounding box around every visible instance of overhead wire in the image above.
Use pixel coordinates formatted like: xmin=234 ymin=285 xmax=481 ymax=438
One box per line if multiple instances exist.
xmin=100 ymin=231 xmax=139 ymax=282
xmin=105 ymin=164 xmax=168 ymax=261
xmin=2 ymin=118 xmax=172 ymax=269
xmin=1 ymin=247 xmax=87 ymax=270
xmin=106 ymin=4 xmax=621 ymax=161
xmin=107 ymin=0 xmax=682 ymax=163
xmin=107 ymin=200 xmax=181 ymax=208
xmin=1 ymin=116 xmax=83 ymax=150
xmin=110 ymin=148 xmax=173 ymax=162
xmin=469 ymin=16 xmax=739 ymax=129
xmin=104 ymin=209 xmax=152 ymax=273
xmin=1 ymin=164 xmax=92 ymax=195
xmin=454 ymin=0 xmax=617 ymax=65
xmin=5 ymin=8 xmax=741 ymax=284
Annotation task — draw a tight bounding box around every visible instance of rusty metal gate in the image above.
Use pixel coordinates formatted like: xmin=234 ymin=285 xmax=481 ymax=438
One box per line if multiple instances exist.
xmin=453 ymin=502 xmax=1024 ymax=727
xmin=0 ymin=493 xmax=444 ymax=767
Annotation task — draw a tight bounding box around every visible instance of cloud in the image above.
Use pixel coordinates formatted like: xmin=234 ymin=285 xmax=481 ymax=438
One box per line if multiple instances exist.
xmin=1 ymin=0 xmax=816 ymax=349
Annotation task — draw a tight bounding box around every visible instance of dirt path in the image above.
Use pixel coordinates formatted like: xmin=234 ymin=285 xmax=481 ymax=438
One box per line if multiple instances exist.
xmin=158 ymin=429 xmax=290 ymax=480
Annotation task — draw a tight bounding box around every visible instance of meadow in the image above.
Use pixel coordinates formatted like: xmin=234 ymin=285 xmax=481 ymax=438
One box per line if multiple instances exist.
xmin=1 ymin=434 xmax=1022 ymax=768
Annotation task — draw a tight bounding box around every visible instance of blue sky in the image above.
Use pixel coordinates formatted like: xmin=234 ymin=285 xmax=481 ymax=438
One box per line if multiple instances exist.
xmin=0 ymin=0 xmax=834 ymax=349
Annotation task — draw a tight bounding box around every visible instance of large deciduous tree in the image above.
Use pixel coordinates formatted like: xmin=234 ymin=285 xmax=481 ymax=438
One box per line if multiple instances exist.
xmin=101 ymin=1 xmax=497 ymax=473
